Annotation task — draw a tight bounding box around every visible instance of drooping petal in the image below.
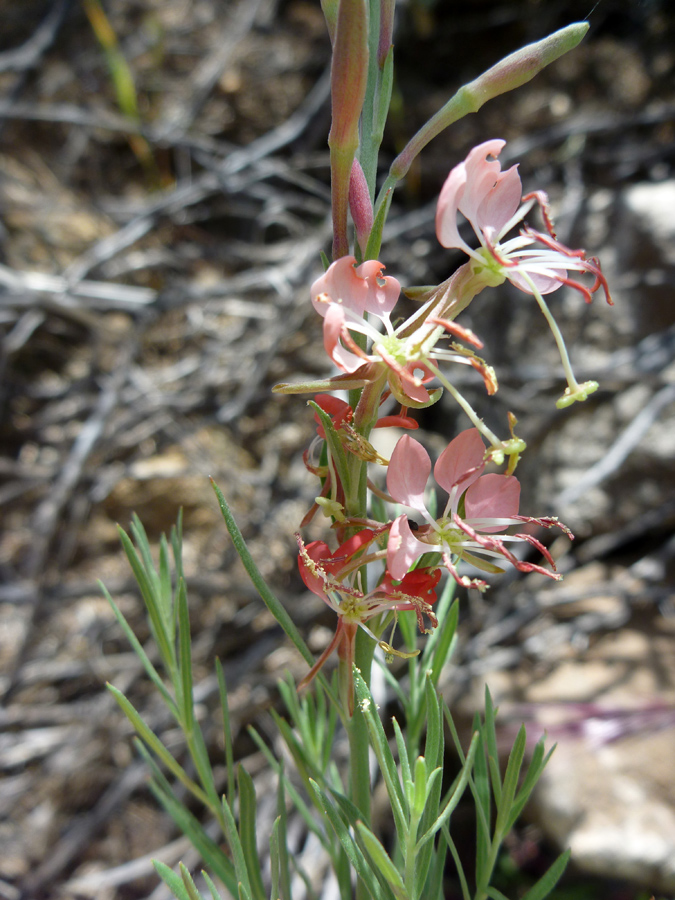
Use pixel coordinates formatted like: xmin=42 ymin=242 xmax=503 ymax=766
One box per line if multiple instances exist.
xmin=323 ymin=304 xmax=367 ymax=373
xmin=386 ymin=435 xmax=431 ymax=511
xmin=507 ymin=268 xmax=565 ymax=295
xmin=435 ymin=160 xmax=470 ymax=251
xmin=434 ymin=428 xmax=486 ymax=495
xmin=387 ymin=515 xmax=431 ymax=580
xmin=464 ymin=473 xmax=520 ymax=532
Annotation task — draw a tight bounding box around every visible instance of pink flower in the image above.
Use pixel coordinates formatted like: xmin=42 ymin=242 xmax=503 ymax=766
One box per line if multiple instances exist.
xmin=310 ymin=256 xmax=493 ymax=407
xmin=436 ymin=139 xmax=611 ymax=301
xmin=297 ymin=530 xmax=440 ymax=710
xmin=386 ymin=429 xmax=567 ymax=587
xmin=435 ymin=140 xmax=612 ymax=408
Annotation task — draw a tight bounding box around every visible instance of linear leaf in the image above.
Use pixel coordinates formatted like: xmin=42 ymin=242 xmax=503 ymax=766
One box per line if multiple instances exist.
xmin=520 ymin=849 xmax=570 ymax=900
xmin=355 ymin=823 xmax=407 ymax=900
xmin=487 ymin=887 xmax=511 ymax=900
xmin=215 ymin=659 xmax=235 ymax=806
xmin=176 ymin=577 xmax=193 ymax=731
xmin=202 ymin=871 xmax=226 ymax=900
xmin=136 ymin=743 xmax=237 ymax=894
xmin=483 ymin=687 xmax=502 ymax=807
xmin=308 ymin=780 xmax=384 ymax=900
xmin=153 ymin=860 xmax=193 ymax=900
xmin=101 ymin=584 xmax=178 ymax=717
xmin=108 ymin=685 xmax=211 ymax=807
xmin=417 ymin=730 xmax=479 ymax=847
xmin=221 ymin=797 xmax=253 ymax=900
xmin=495 ymin=725 xmax=527 ymax=837
xmin=211 ymin=480 xmax=312 ymax=665
xmin=117 ymin=524 xmax=175 ymax=671
xmin=237 ymin=766 xmax=266 ymax=900
xmin=180 ymin=863 xmax=206 ymax=900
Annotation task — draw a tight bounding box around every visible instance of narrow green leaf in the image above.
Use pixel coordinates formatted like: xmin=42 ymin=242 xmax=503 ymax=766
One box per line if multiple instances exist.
xmin=521 ymin=849 xmax=571 ymax=900
xmin=202 ymin=871 xmax=226 ymax=900
xmin=176 ymin=577 xmax=194 ymax=731
xmin=415 ymin=764 xmax=444 ymax=892
xmin=136 ymin=742 xmax=237 ymax=894
xmin=495 ymin=725 xmax=527 ymax=837
xmin=424 ymin=826 xmax=449 ymax=900
xmin=487 ymin=887 xmax=511 ymax=900
xmin=427 ymin=594 xmax=458 ymax=687
xmin=373 ymin=44 xmax=394 ymax=142
xmin=108 ymin=685 xmax=211 ymax=807
xmin=101 ymin=584 xmax=178 ymax=717
xmin=355 ymin=822 xmax=407 ymax=900
xmin=353 ymin=671 xmax=408 ymax=838
xmin=130 ymin=514 xmax=159 ymax=591
xmin=180 ymin=863 xmax=206 ymax=900
xmin=153 ymin=860 xmax=193 ymax=900
xmin=413 ymin=755 xmax=428 ymax=818
xmin=171 ymin=509 xmax=185 ymax=584
xmin=238 ymin=883 xmax=253 ymax=900
xmin=221 ymin=797 xmax=253 ymax=900
xmin=275 ymin=775 xmax=292 ymax=900
xmin=441 ymin=824 xmax=471 ymax=900
xmin=215 ymin=658 xmax=235 ymax=805
xmin=417 ymin=730 xmax=479 ymax=847
xmin=308 ymin=780 xmax=385 ymax=900
xmin=247 ymin=726 xmax=325 ymax=842
xmin=392 ymin=718 xmax=411 ymax=787
xmin=117 ymin=524 xmax=175 ymax=671
xmin=270 ymin=818 xmax=281 ymax=900
xmin=423 ymin=676 xmax=443 ymax=772
xmin=505 ymin=738 xmax=555 ymax=833
xmin=483 ymin=687 xmax=502 ymax=807
xmin=159 ymin=534 xmax=175 ymax=643
xmin=210 ymin=480 xmax=312 ymax=665
xmin=237 ymin=766 xmax=266 ymax=900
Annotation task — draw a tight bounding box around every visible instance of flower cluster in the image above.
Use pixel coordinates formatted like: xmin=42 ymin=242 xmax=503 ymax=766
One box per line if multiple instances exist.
xmin=278 ymin=139 xmax=608 ymax=699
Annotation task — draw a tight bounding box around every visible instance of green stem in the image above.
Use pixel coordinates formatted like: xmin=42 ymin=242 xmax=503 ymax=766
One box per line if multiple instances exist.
xmin=474 ymin=834 xmax=502 ymax=900
xmin=425 ymin=362 xmax=503 ymax=449
xmin=350 ymin=628 xmax=375 ymax=900
xmin=404 ymin=809 xmax=421 ymax=899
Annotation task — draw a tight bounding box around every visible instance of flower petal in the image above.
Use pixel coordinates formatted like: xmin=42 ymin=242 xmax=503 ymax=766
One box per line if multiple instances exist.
xmin=387 ymin=515 xmax=431 ymax=580
xmin=323 ymin=304 xmax=367 ymax=372
xmin=311 ymin=255 xmax=400 ymax=319
xmin=464 ymin=473 xmax=520 ymax=532
xmin=435 ymin=161 xmax=469 ymax=251
xmin=460 ymin=140 xmax=522 ymax=239
xmin=387 ymin=435 xmax=431 ymax=510
xmin=434 ymin=428 xmax=486 ymax=494
xmin=355 ymin=259 xmax=400 ymax=317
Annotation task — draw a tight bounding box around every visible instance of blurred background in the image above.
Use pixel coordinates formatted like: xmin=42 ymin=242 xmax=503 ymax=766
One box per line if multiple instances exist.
xmin=0 ymin=1 xmax=674 ymax=897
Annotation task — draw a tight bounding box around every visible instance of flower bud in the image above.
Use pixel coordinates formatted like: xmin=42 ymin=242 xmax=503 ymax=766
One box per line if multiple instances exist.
xmin=349 ymin=158 xmax=374 ymax=256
